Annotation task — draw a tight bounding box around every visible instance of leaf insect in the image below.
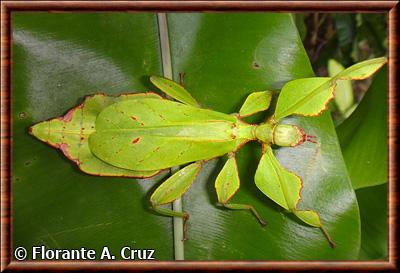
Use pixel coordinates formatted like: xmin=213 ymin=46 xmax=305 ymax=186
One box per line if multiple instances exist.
xmin=30 ymin=57 xmax=387 ymax=248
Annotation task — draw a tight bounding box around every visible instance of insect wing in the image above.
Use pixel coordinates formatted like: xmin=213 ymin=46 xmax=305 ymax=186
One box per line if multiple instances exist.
xmin=30 ymin=93 xmax=162 ymax=177
xmin=89 ymin=98 xmax=238 ymax=171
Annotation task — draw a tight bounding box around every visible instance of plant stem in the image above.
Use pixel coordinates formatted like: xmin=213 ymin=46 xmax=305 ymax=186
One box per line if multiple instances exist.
xmin=157 ymin=13 xmax=184 ymax=261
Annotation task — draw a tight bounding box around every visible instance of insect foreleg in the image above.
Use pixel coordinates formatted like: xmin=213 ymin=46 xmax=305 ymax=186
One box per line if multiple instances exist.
xmin=238 ymin=91 xmax=273 ymax=117
xmin=215 ymin=154 xmax=267 ymax=226
xmin=150 ymin=75 xmax=200 ymax=107
xmin=150 ymin=162 xmax=202 ymax=240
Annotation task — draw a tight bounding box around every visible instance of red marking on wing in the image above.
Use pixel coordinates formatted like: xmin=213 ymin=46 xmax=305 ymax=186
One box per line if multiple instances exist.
xmin=58 ymin=143 xmax=81 ymax=165
xmin=131 ymin=137 xmax=141 ymax=144
xmin=59 ymin=143 xmax=69 ymax=155
xmin=60 ymin=109 xmax=74 ymax=122
xmin=130 ymin=116 xmax=145 ymax=126
xmin=59 ymin=103 xmax=84 ymax=122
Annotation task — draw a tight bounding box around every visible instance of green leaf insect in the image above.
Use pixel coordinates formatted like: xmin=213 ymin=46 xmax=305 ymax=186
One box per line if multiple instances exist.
xmin=30 ymin=57 xmax=386 ymax=248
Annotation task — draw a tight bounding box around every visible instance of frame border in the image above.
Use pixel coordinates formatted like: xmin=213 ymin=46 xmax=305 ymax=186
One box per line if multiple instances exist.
xmin=1 ymin=0 xmax=398 ymax=271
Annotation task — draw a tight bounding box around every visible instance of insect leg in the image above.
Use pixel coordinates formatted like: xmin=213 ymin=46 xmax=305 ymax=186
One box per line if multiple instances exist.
xmin=255 ymin=145 xmax=336 ymax=248
xmin=149 ymin=75 xmax=200 ymax=107
xmin=238 ymin=91 xmax=273 ymax=118
xmin=215 ymin=154 xmax=267 ymax=226
xmin=150 ymin=162 xmax=202 ymax=240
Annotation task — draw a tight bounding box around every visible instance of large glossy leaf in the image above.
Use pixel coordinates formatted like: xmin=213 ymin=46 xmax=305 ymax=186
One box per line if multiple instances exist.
xmin=12 ymin=13 xmax=173 ymax=260
xmin=356 ymin=184 xmax=387 ymax=260
xmin=13 ymin=12 xmax=360 ymax=260
xmin=337 ymin=67 xmax=387 ymax=189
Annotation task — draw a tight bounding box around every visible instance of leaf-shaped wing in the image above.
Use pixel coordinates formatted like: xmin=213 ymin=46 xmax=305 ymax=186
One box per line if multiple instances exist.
xmin=89 ymin=98 xmax=242 ymax=171
xmin=29 ymin=93 xmax=161 ymax=177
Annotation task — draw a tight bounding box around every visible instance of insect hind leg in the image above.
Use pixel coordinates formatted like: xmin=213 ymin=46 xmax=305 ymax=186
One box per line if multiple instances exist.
xmin=217 ymin=203 xmax=267 ymax=226
xmin=150 ymin=206 xmax=190 ymax=240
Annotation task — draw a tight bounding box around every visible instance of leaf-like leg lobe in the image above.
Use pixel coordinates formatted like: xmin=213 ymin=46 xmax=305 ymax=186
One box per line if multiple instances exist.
xmin=150 ymin=162 xmax=201 ymax=240
xmin=215 ymin=155 xmax=267 ymax=226
xmin=256 ymin=145 xmax=336 ymax=248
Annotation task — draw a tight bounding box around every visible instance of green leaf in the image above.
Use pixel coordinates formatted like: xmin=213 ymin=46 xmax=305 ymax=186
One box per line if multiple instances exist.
xmin=294 ymin=14 xmax=307 ymax=41
xmin=356 ymin=184 xmax=387 ymax=260
xmin=337 ymin=66 xmax=387 ymax=189
xmin=356 ymin=14 xmax=387 ymax=58
xmin=14 ymin=12 xmax=360 ymax=260
xmin=327 ymin=59 xmax=354 ymax=115
xmin=333 ymin=14 xmax=356 ymax=66
xmin=169 ymin=13 xmax=359 ymax=259
xmin=13 ymin=12 xmax=174 ymax=260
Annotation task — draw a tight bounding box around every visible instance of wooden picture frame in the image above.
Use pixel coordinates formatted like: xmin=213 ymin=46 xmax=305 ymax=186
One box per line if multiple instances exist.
xmin=1 ymin=1 xmax=398 ymax=271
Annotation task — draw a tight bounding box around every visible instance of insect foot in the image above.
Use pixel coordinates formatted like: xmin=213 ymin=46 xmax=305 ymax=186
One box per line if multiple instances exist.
xmin=182 ymin=213 xmax=190 ymax=241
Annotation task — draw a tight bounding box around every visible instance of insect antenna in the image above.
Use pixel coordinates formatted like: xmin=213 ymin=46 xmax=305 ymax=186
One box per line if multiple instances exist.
xmin=305 ymin=134 xmax=317 ymax=143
